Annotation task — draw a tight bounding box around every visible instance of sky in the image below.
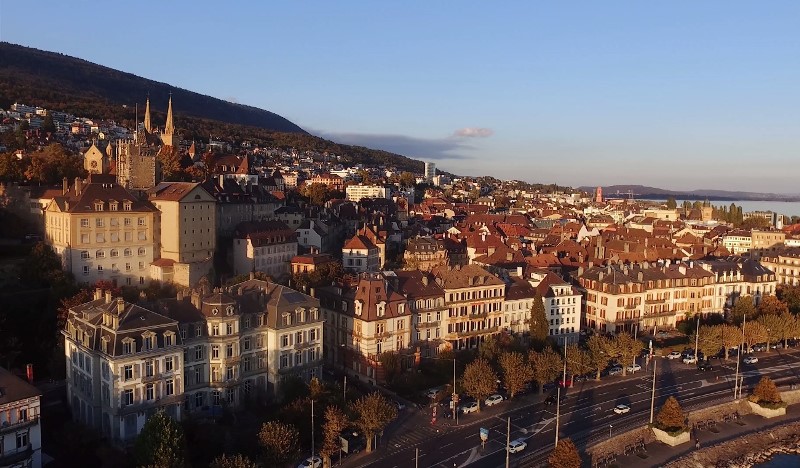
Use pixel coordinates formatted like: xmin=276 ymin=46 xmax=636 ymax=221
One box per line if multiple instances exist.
xmin=1 ymin=1 xmax=799 ymax=193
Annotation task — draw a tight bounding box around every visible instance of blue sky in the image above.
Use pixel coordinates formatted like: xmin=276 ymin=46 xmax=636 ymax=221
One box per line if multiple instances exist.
xmin=1 ymin=1 xmax=799 ymax=192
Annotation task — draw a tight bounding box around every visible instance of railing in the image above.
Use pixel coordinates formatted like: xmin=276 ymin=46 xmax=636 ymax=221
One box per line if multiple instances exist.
xmin=449 ymin=326 xmax=500 ymax=339
xmin=141 ymin=373 xmax=161 ymax=383
xmin=0 ymin=416 xmax=39 ymax=435
xmin=416 ymin=320 xmax=440 ymax=329
xmin=645 ymin=298 xmax=667 ymax=304
xmin=0 ymin=443 xmax=33 ymax=465
xmin=119 ymin=393 xmax=183 ymax=415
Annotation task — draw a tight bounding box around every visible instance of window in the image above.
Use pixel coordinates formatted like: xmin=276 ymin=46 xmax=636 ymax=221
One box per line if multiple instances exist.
xmin=16 ymin=431 xmax=28 ymax=448
xmin=138 ymin=247 xmax=146 ymax=256
xmin=280 ymin=354 xmax=290 ymax=369
xmin=294 ymin=351 xmax=302 ymax=366
xmin=165 ymin=356 xmax=173 ymax=372
xmin=226 ymin=322 xmax=233 ymax=334
xmin=258 ymin=355 xmax=266 ymax=369
xmin=125 ymin=263 xmax=131 ymax=272
xmin=111 ymin=249 xmax=119 ymax=257
xmin=125 ymin=232 xmax=132 ymax=242
xmin=295 ymin=331 xmax=303 ymax=344
xmin=256 ymin=335 xmax=263 ymax=348
xmin=243 ymin=337 xmax=251 ymax=351
xmin=95 ymin=233 xmax=105 ymax=243
xmin=96 ymin=250 xmax=105 ymax=259
xmin=165 ymin=334 xmax=173 ymax=346
xmin=83 ymin=265 xmax=90 ymax=275
xmin=166 ymin=379 xmax=174 ymax=396
xmin=81 ymin=251 xmax=89 ymax=259
xmin=124 ymin=248 xmax=132 ymax=257
xmin=81 ymin=234 xmax=89 ymax=243
xmin=281 ymin=334 xmax=290 ymax=347
xmin=80 ymin=218 xmax=89 ymax=227
xmin=138 ymin=217 xmax=145 ymax=226
xmin=97 ymin=265 xmax=104 ymax=272
xmin=195 ymin=325 xmax=202 ymax=337
xmin=124 ymin=365 xmax=133 ymax=380
xmin=124 ymin=217 xmax=131 ymax=226
xmin=226 ymin=366 xmax=234 ymax=381
xmin=122 ymin=389 xmax=134 ymax=405
xmin=195 ymin=392 xmax=203 ymax=408
xmin=138 ymin=231 xmax=147 ymax=241
xmin=123 ymin=341 xmax=133 ymax=354
xmin=110 ymin=202 xmax=118 ymax=211
xmin=195 ymin=367 xmax=202 ymax=384
xmin=18 ymin=407 xmax=28 ymax=422
xmin=146 ymin=384 xmax=154 ymax=401
xmin=144 ymin=361 xmax=153 ymax=377
xmin=226 ymin=343 xmax=234 ymax=358
xmin=143 ymin=336 xmax=153 ymax=350
xmin=212 ymin=390 xmax=220 ymax=406
xmin=195 ymin=345 xmax=203 ymax=360
xmin=212 ymin=324 xmax=219 ymax=336
xmin=212 ymin=345 xmax=220 ymax=359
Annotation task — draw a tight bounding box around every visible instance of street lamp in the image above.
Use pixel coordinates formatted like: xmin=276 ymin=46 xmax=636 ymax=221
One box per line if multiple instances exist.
xmin=694 ymin=315 xmax=700 ymax=362
xmin=734 ymin=313 xmax=746 ymax=399
xmin=609 ymin=424 xmax=613 ymax=439
xmin=555 ymin=337 xmax=567 ymax=447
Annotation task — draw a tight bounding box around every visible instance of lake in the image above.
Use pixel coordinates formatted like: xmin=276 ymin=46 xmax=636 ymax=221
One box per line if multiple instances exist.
xmin=642 ymin=199 xmax=800 ymax=218
xmin=754 ymin=453 xmax=800 ymax=467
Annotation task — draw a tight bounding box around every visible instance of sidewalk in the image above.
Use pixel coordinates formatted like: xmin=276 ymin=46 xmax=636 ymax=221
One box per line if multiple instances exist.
xmin=611 ymin=405 xmax=800 ymax=467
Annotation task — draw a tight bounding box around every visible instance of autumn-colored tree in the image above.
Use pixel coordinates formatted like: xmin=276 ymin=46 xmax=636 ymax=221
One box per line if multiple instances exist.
xmin=398 ymin=171 xmax=416 ymax=188
xmin=694 ymin=325 xmax=722 ymax=360
xmin=320 ymin=405 xmax=349 ymax=468
xmin=780 ymin=311 xmax=800 ymax=348
xmin=718 ymin=324 xmax=742 ymax=359
xmin=499 ymin=351 xmax=533 ymax=399
xmin=462 ymin=358 xmax=498 ymax=410
xmin=750 ymin=376 xmax=783 ymax=406
xmin=158 ymin=146 xmax=185 ymax=181
xmin=609 ymin=332 xmax=643 ymax=376
xmin=548 ymin=437 xmax=581 ymax=468
xmin=309 ymin=377 xmax=326 ymax=401
xmin=24 ymin=143 xmax=85 ymax=185
xmin=758 ymin=295 xmax=789 ymax=317
xmin=133 ymin=411 xmax=187 ymax=468
xmin=730 ymin=296 xmax=756 ymax=324
xmin=529 ymin=293 xmax=549 ymax=347
xmin=529 ymin=348 xmax=563 ymax=392
xmin=777 ymin=285 xmax=800 ymax=315
xmin=351 ymin=392 xmax=397 ymax=452
xmin=564 ymin=344 xmax=592 ymax=383
xmin=378 ymin=351 xmax=401 ymax=384
xmin=655 ymin=396 xmax=686 ymax=433
xmin=258 ymin=421 xmax=300 ymax=466
xmin=57 ymin=288 xmax=93 ymax=330
xmin=586 ymin=335 xmax=612 ymax=380
xmin=478 ymin=335 xmax=503 ymax=364
xmin=757 ymin=313 xmax=786 ymax=352
xmin=210 ymin=454 xmax=258 ymax=468
xmin=742 ymin=321 xmax=768 ymax=350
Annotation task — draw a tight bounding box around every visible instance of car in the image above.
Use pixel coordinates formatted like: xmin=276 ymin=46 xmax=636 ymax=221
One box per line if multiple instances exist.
xmin=395 ymin=400 xmax=406 ymax=410
xmin=608 ymin=367 xmax=623 ymax=376
xmin=426 ymin=388 xmax=441 ymax=399
xmin=507 ymin=438 xmax=528 ymax=453
xmin=613 ymin=404 xmax=631 ymax=414
xmin=573 ymin=374 xmax=588 ymax=383
xmin=626 ymin=364 xmax=642 ymax=373
xmin=752 ymin=344 xmax=767 ymax=352
xmin=744 ymin=356 xmax=759 ymax=364
xmin=460 ymin=401 xmax=479 ymax=414
xmin=682 ymin=356 xmax=697 ymax=364
xmin=544 ymin=394 xmax=557 ymax=405
xmin=297 ymin=456 xmax=322 ymax=468
xmin=558 ymin=376 xmax=573 ymax=387
xmin=542 ymin=381 xmax=558 ymax=391
xmin=485 ymin=394 xmax=504 ymax=407
xmin=697 ymin=361 xmax=714 ymax=371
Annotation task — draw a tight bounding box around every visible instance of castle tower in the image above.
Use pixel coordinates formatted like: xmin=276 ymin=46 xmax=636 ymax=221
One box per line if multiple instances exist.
xmin=144 ymin=96 xmax=152 ymax=133
xmin=595 ymin=186 xmax=603 ymax=203
xmin=161 ymin=95 xmax=175 ymax=147
xmin=84 ymin=142 xmax=107 ymax=174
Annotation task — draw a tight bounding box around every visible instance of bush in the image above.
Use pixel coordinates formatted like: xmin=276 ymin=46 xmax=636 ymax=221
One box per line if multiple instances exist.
xmin=655 ymin=396 xmax=686 ymax=433
xmin=749 ymin=376 xmax=784 ymax=407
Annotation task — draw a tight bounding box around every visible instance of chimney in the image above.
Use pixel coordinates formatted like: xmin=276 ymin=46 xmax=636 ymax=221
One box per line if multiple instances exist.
xmin=577 ymin=266 xmax=584 ymax=276
xmin=506 ymin=252 xmax=513 ymax=261
xmin=94 ymin=288 xmax=103 ymax=301
xmin=105 ymin=290 xmax=112 ymax=304
xmin=598 ymin=272 xmax=604 ymax=281
xmin=74 ymin=177 xmax=82 ymax=196
xmin=637 ymin=271 xmax=643 ymax=281
xmin=191 ymin=291 xmax=201 ymax=309
xmin=422 ymin=275 xmax=429 ymax=286
xmin=250 ymin=271 xmax=256 ymax=280
xmin=62 ymin=177 xmax=68 ymax=195
xmin=116 ymin=297 xmax=125 ymax=314
xmin=177 ymin=289 xmax=184 ymax=301
xmin=516 ymin=266 xmax=523 ymax=277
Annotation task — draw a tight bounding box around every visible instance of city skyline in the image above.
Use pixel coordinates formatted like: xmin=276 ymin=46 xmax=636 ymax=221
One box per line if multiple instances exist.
xmin=1 ymin=1 xmax=798 ymax=192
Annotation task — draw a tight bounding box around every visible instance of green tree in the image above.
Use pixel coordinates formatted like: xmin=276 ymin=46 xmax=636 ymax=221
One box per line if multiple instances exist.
xmin=258 ymin=421 xmax=300 ymax=466
xmin=529 ymin=348 xmax=563 ymax=392
xmin=743 ymin=321 xmax=768 ymax=351
xmin=717 ymin=324 xmax=742 ymax=359
xmin=462 ymin=358 xmax=498 ymax=411
xmin=498 ymin=351 xmax=533 ymax=399
xmin=528 ymin=293 xmax=549 ymax=346
xmin=320 ymin=405 xmax=349 ymax=468
xmin=548 ymin=437 xmax=581 ymax=468
xmin=301 ymin=183 xmax=332 ymax=206
xmin=757 ymin=313 xmax=785 ymax=352
xmin=133 ymin=411 xmax=187 ymax=468
xmin=730 ymin=296 xmax=756 ymax=325
xmin=42 ymin=113 xmax=56 ymax=134
xmin=210 ymin=454 xmax=258 ymax=468
xmin=693 ymin=325 xmax=722 ymax=360
xmin=655 ymin=396 xmax=686 ymax=433
xmin=586 ymin=335 xmax=612 ymax=380
xmin=351 ymin=392 xmax=397 ymax=452
xmin=665 ymin=197 xmax=677 ymax=210
xmin=478 ymin=335 xmax=503 ymax=364
xmin=398 ymin=171 xmax=416 ymax=188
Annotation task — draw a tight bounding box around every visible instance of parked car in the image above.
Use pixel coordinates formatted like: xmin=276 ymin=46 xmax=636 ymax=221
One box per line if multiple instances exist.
xmin=743 ymin=356 xmax=759 ymax=364
xmin=682 ymin=356 xmax=697 ymax=364
xmin=297 ymin=456 xmax=322 ymax=468
xmin=697 ymin=361 xmax=714 ymax=371
xmin=426 ymin=388 xmax=441 ymax=399
xmin=573 ymin=374 xmax=588 ymax=383
xmin=667 ymin=351 xmax=682 ymax=360
xmin=460 ymin=401 xmax=480 ymax=414
xmin=542 ymin=382 xmax=558 ymax=391
xmin=626 ymin=364 xmax=642 ymax=373
xmin=608 ymin=367 xmax=623 ymax=376
xmin=752 ymin=344 xmax=767 ymax=352
xmin=485 ymin=394 xmax=504 ymax=407
xmin=544 ymin=393 xmax=566 ymax=405
xmin=613 ymin=404 xmax=631 ymax=414
xmin=507 ymin=438 xmax=528 ymax=453
xmin=395 ymin=400 xmax=406 ymax=410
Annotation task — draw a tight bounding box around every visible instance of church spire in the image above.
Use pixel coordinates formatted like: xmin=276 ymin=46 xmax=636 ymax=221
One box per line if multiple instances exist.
xmin=144 ymin=95 xmax=152 ymax=133
xmin=164 ymin=93 xmax=174 ymax=136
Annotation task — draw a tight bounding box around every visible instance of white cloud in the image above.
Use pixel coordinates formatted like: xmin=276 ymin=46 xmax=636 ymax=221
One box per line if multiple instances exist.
xmin=452 ymin=127 xmax=494 ymax=138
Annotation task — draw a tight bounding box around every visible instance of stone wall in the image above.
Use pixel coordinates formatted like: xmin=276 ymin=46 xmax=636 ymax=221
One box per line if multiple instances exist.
xmin=587 ymin=426 xmax=656 ymax=466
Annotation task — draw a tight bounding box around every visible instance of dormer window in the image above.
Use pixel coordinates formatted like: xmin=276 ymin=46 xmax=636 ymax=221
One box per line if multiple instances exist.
xmin=94 ymin=201 xmax=104 ymax=211
xmin=398 ymin=303 xmax=405 ymax=314
xmin=142 ymin=333 xmax=155 ymax=351
xmin=122 ymin=338 xmax=134 ymax=355
xmin=123 ymin=201 xmax=132 ymax=211
xmin=354 ymin=301 xmax=362 ymax=316
xmin=282 ymin=313 xmax=291 ymax=326
xmin=226 ymin=305 xmax=235 ymax=316
xmin=109 ymin=201 xmax=118 ymax=211
xmin=164 ymin=331 xmax=175 ymax=346
xmin=376 ymin=301 xmax=386 ymax=317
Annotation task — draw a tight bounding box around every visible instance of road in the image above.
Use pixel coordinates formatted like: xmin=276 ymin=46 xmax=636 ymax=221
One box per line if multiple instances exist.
xmin=344 ymin=348 xmax=800 ymax=468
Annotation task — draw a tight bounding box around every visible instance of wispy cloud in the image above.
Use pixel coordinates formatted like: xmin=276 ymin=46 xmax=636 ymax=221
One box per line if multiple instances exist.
xmin=312 ymin=130 xmax=473 ymax=160
xmin=452 ymin=127 xmax=494 ymax=138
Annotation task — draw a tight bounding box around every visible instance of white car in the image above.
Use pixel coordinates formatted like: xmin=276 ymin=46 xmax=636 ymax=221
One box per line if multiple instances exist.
xmin=613 ymin=404 xmax=631 ymax=414
xmin=460 ymin=401 xmax=479 ymax=414
xmin=743 ymin=356 xmax=759 ymax=364
xmin=297 ymin=456 xmax=322 ymax=468
xmin=485 ymin=394 xmax=504 ymax=407
xmin=507 ymin=438 xmax=527 ymax=453
xmin=626 ymin=364 xmax=642 ymax=373
xmin=682 ymin=356 xmax=697 ymax=364
xmin=667 ymin=351 xmax=682 ymax=360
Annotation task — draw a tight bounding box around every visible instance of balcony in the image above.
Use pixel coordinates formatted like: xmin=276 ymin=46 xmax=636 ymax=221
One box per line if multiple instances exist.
xmin=294 ymin=340 xmax=319 ymax=350
xmin=141 ymin=373 xmax=161 ymax=383
xmin=119 ymin=393 xmax=183 ymax=415
xmin=0 ymin=416 xmax=39 ymax=435
xmin=416 ymin=320 xmax=440 ymax=329
xmin=0 ymin=444 xmax=33 ymax=465
xmin=277 ymin=358 xmax=324 ymax=375
xmin=645 ymin=298 xmax=667 ymax=304
xmin=470 ymin=311 xmax=489 ymax=319
xmin=450 ymin=326 xmax=500 ymax=339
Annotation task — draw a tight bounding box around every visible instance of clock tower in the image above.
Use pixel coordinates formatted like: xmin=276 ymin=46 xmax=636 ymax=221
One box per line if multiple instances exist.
xmin=84 ymin=142 xmax=108 ymax=174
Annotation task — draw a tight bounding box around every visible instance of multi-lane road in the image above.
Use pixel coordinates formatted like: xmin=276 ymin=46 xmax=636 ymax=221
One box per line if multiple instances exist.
xmin=346 ymin=348 xmax=800 ymax=468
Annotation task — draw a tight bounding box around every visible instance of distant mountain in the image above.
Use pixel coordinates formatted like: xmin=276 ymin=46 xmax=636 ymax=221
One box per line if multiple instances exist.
xmin=579 ymin=185 xmax=800 ymax=202
xmin=0 ymin=42 xmax=429 ymax=173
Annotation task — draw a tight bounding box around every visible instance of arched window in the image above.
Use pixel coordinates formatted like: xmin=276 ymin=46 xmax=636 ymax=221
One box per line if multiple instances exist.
xmin=138 ymin=247 xmax=146 ymax=256
xmin=96 ymin=250 xmax=105 ymax=259
xmin=124 ymin=248 xmax=132 ymax=257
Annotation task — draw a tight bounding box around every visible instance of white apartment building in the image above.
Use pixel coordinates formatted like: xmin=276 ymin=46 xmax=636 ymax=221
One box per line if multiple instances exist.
xmin=722 ymin=230 xmax=753 ymax=255
xmin=232 ymin=220 xmax=297 ymax=281
xmin=0 ymin=367 xmax=42 ymax=468
xmin=342 ymin=234 xmax=380 ymax=273
xmin=424 ymin=162 xmax=436 ymax=182
xmin=345 ymin=185 xmax=391 ymax=202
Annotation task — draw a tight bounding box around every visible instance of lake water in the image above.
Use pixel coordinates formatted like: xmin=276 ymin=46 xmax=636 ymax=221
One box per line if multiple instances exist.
xmin=754 ymin=453 xmax=800 ymax=467
xmin=643 ymin=199 xmax=800 ymax=218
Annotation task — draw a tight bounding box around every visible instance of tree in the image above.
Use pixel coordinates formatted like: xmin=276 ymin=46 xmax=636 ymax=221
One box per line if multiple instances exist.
xmin=730 ymin=296 xmax=756 ymax=325
xmin=158 ymin=146 xmax=186 ymax=181
xmin=133 ymin=411 xmax=187 ymax=468
xmin=781 ymin=311 xmax=800 ymax=348
xmin=547 ymin=437 xmax=581 ymax=468
xmin=757 ymin=295 xmax=788 ymax=317
xmin=301 ymin=183 xmax=332 ymax=206
xmin=529 ymin=348 xmax=563 ymax=392
xmin=743 ymin=321 xmax=768 ymax=351
xmin=757 ymin=314 xmax=785 ymax=352
xmin=777 ymin=285 xmax=800 ymax=315
xmin=478 ymin=335 xmax=503 ymax=363
xmin=320 ymin=405 xmax=349 ymax=468
xmin=57 ymin=288 xmax=93 ymax=330
xmin=351 ymin=392 xmax=397 ymax=452
xmin=718 ymin=324 xmax=742 ymax=359
xmin=378 ymin=351 xmax=401 ymax=384
xmin=462 ymin=358 xmax=498 ymax=410
xmin=586 ymin=335 xmax=612 ymax=380
xmin=665 ymin=197 xmax=677 ymax=210
xmin=610 ymin=332 xmax=643 ymax=376
xmin=564 ymin=344 xmax=592 ymax=382
xmin=693 ymin=325 xmax=722 ymax=360
xmin=498 ymin=351 xmax=533 ymax=399
xmin=398 ymin=171 xmax=416 ymax=188
xmin=23 ymin=143 xmax=85 ymax=185
xmin=309 ymin=377 xmax=326 ymax=401
xmin=528 ymin=293 xmax=549 ymax=346
xmin=750 ymin=376 xmax=782 ymax=406
xmin=258 ymin=421 xmax=300 ymax=466
xmin=655 ymin=396 xmax=686 ymax=433
xmin=210 ymin=454 xmax=258 ymax=468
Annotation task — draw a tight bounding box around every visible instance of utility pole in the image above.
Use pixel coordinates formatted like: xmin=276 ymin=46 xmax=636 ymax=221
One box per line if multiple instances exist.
xmin=649 ymin=359 xmax=657 ymax=424
xmin=555 ymin=338 xmax=567 ymax=447
xmin=344 ymin=375 xmax=347 ymax=402
xmin=453 ymin=358 xmax=459 ymax=426
xmin=415 ymin=448 xmax=419 ymax=468
xmin=505 ymin=416 xmax=511 ymax=468
xmin=694 ymin=316 xmax=700 ymax=362
xmin=734 ymin=313 xmax=746 ymax=399
xmin=311 ymin=399 xmax=315 ymax=460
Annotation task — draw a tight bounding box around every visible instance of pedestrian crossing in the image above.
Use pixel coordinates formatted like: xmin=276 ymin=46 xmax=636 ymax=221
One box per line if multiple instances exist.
xmin=387 ymin=423 xmax=444 ymax=453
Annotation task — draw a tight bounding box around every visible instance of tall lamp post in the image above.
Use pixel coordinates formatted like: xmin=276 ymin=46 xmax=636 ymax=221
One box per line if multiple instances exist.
xmin=734 ymin=313 xmax=746 ymax=399
xmin=694 ymin=315 xmax=700 ymax=362
xmin=555 ymin=338 xmax=568 ymax=447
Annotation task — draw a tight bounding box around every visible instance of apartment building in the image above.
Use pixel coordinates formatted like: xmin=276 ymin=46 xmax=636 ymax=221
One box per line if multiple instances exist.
xmin=342 ymin=234 xmax=380 ymax=273
xmin=345 ymin=184 xmax=391 ymax=202
xmin=0 ymin=367 xmax=42 ymax=468
xmin=404 ymin=236 xmax=449 ymax=271
xmin=721 ymin=230 xmax=752 ymax=255
xmin=317 ymin=273 xmax=413 ymax=384
xmin=63 ymin=290 xmax=184 ymax=444
xmin=45 ymin=174 xmax=157 ymax=286
xmin=147 ymin=182 xmax=217 ymax=287
xmin=394 ymin=270 xmax=448 ymax=357
xmin=750 ymin=229 xmax=786 ymax=258
xmin=308 ymin=173 xmax=344 ymax=191
xmin=761 ymin=247 xmax=800 ymax=286
xmin=232 ymin=220 xmax=297 ymax=281
xmin=431 ymin=264 xmax=505 ymax=350
xmin=527 ymin=271 xmax=583 ymax=343
xmin=703 ymin=257 xmax=777 ymax=310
